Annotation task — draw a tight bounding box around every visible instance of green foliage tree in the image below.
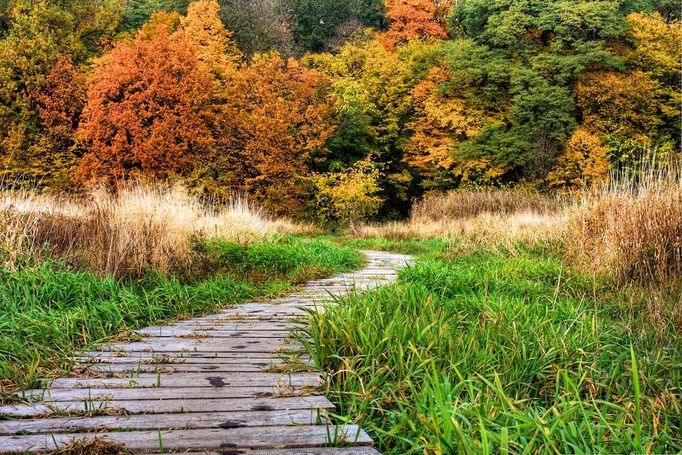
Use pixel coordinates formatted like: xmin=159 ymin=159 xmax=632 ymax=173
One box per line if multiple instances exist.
xmin=121 ymin=0 xmax=189 ymax=31
xmin=438 ymin=0 xmax=632 ymax=183
xmin=288 ymin=0 xmax=386 ymax=52
xmin=217 ymin=0 xmax=297 ymax=57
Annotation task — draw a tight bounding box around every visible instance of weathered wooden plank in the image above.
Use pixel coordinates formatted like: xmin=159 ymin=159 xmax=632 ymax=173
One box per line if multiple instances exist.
xmin=0 ymin=396 xmax=334 ymax=418
xmin=98 ymin=338 xmax=302 ymax=353
xmin=47 ymin=373 xmax=322 ymax=389
xmin=135 ymin=328 xmax=294 ymax=337
xmin=72 ymin=356 xmax=301 ymax=365
xmin=19 ymin=384 xmax=318 ymax=402
xmin=138 ymin=322 xmax=297 ymax=333
xmin=69 ymin=362 xmax=289 ymax=374
xmin=146 ymin=449 xmax=381 ymax=455
xmin=76 ymin=351 xmax=289 ymax=360
xmin=0 ymin=425 xmax=371 ymax=452
xmin=0 ymin=409 xmax=326 ymax=435
xmin=204 ymin=304 xmax=311 ymax=315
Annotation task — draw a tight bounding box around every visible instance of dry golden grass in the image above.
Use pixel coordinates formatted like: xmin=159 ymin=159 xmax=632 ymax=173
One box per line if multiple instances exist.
xmin=358 ymin=212 xmax=564 ymax=252
xmin=566 ymin=158 xmax=682 ymax=284
xmin=47 ymin=436 xmax=132 ymax=454
xmin=359 ymin=156 xmax=681 ymax=290
xmin=356 ymin=189 xmax=565 ymax=252
xmin=0 ymin=184 xmax=314 ymax=277
xmin=411 ymin=189 xmax=560 ymax=221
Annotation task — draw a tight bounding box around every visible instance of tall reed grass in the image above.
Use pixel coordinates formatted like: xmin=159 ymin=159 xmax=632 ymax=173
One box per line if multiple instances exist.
xmin=0 ymin=184 xmax=313 ymax=278
xmin=566 ymin=157 xmax=682 ymax=284
xmin=359 ymin=156 xmax=682 ymax=290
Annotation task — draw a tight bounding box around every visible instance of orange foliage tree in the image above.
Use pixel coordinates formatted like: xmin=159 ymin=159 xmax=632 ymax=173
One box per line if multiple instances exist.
xmin=223 ymin=53 xmax=335 ymax=215
xmin=380 ymin=0 xmax=450 ymax=50
xmin=31 ymin=55 xmax=87 ymax=145
xmin=76 ymin=27 xmax=214 ymax=184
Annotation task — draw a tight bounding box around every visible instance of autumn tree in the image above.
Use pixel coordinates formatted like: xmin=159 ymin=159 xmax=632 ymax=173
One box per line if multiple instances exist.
xmin=625 ymin=12 xmax=681 ymax=150
xmin=0 ymin=0 xmax=121 ymax=186
xmin=404 ymin=65 xmax=490 ymax=190
xmin=182 ymin=0 xmax=241 ymax=67
xmin=439 ymin=0 xmax=629 ymax=184
xmin=219 ymin=53 xmax=335 ymax=215
xmin=311 ymin=157 xmax=383 ymax=227
xmin=575 ymin=71 xmax=661 ymax=152
xmin=26 ymin=55 xmax=87 ymax=188
xmin=218 ymin=0 xmax=297 ymax=57
xmin=76 ymin=27 xmax=214 ymax=184
xmin=381 ymin=0 xmax=449 ymax=50
xmin=121 ymin=0 xmax=189 ymax=31
xmin=139 ymin=11 xmax=182 ymax=39
xmin=308 ymin=37 xmax=440 ymax=214
xmin=289 ymin=0 xmax=386 ymax=52
xmin=547 ymin=126 xmax=611 ymax=189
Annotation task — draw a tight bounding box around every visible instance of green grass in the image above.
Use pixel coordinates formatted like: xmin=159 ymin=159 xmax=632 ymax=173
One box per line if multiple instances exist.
xmin=341 ymin=236 xmax=451 ymax=257
xmin=0 ymin=236 xmax=362 ymax=398
xmin=303 ymin=247 xmax=681 ymax=453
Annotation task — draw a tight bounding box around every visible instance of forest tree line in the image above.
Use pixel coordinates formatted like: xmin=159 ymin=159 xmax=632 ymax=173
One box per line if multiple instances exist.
xmin=0 ymin=0 xmax=680 ymax=220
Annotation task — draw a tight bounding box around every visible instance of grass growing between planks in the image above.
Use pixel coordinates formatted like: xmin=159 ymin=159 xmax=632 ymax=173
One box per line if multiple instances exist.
xmin=0 ymin=236 xmax=362 ymax=399
xmin=303 ymin=246 xmax=681 ymax=454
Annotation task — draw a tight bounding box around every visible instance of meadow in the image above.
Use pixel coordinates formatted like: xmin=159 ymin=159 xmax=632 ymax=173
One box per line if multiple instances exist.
xmin=303 ymin=160 xmax=682 ymax=454
xmin=0 ymin=166 xmax=679 ymax=453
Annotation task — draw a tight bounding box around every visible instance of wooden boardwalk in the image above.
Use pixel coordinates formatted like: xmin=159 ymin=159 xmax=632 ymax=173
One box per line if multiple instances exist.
xmin=0 ymin=250 xmax=412 ymax=454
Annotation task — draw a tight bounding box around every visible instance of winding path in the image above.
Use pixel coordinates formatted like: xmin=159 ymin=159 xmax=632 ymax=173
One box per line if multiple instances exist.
xmin=0 ymin=250 xmax=412 ymax=454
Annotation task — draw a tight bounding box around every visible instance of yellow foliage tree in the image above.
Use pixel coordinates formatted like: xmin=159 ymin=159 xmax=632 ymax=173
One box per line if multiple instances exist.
xmin=139 ymin=11 xmax=182 ymax=40
xmin=547 ymin=126 xmax=611 ymax=189
xmin=404 ymin=66 xmax=486 ymax=189
xmin=626 ymin=12 xmax=681 ymax=85
xmin=625 ymin=12 xmax=681 ymax=139
xmin=312 ymin=157 xmax=383 ymax=228
xmin=306 ymin=37 xmax=440 ymax=202
xmin=575 ymin=70 xmax=661 ymax=147
xmin=182 ymin=0 xmax=241 ymax=68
